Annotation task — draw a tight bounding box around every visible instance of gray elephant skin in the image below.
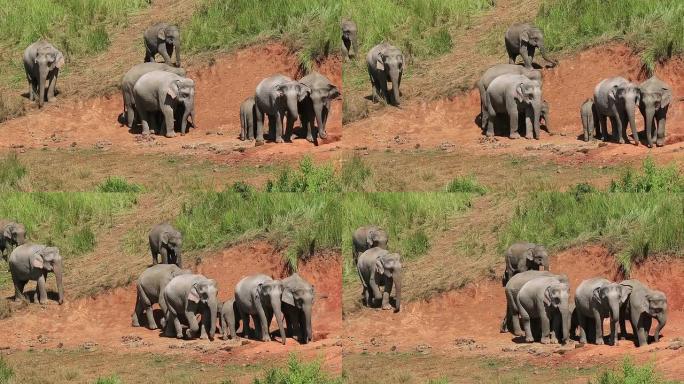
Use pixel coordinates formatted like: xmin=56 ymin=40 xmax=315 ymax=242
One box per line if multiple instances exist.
xmin=505 ymin=23 xmax=557 ymax=69
xmin=575 ymin=278 xmax=629 ymax=346
xmin=239 ymin=96 xmax=258 ymax=141
xmin=503 ymin=242 xmax=549 ymax=286
xmin=580 ymin=98 xmax=600 ymax=141
xmin=162 ymin=274 xmax=218 ymax=340
xmin=638 ymin=76 xmax=672 ymax=147
xmin=132 ymin=264 xmax=191 ymax=330
xmin=351 ymin=225 xmax=389 ymax=265
xmin=619 ymin=279 xmax=667 ymax=347
xmin=255 ymin=74 xmax=310 ymax=144
xmin=485 ymin=74 xmax=543 ymax=139
xmin=0 ymin=220 xmax=26 ymax=261
xmin=121 ymin=63 xmax=186 ymax=128
xmin=298 ymin=72 xmax=340 ymax=143
xmin=23 ymin=40 xmax=64 ymax=108
xmin=133 ymin=71 xmax=195 ymax=137
xmin=517 ymin=276 xmax=571 ymax=344
xmin=366 ymin=43 xmax=404 ymax=106
xmin=218 ymin=298 xmax=240 ymax=340
xmin=234 ymin=274 xmax=287 ymax=344
xmin=9 ymin=243 xmax=64 ymax=305
xmin=593 ymin=77 xmax=640 ymax=145
xmin=149 ymin=223 xmax=183 ymax=267
xmin=144 ymin=22 xmax=181 ymax=67
xmin=501 ymin=270 xmax=567 ymax=335
xmin=281 ymin=273 xmax=315 ymax=344
xmin=477 ymin=64 xmax=542 ymax=131
xmin=341 ymin=20 xmax=358 ymax=60
xmin=357 ymin=248 xmax=402 ymax=312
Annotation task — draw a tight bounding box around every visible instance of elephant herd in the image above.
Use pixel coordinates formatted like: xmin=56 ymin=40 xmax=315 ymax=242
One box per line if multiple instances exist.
xmin=501 ymin=242 xmax=668 ymax=347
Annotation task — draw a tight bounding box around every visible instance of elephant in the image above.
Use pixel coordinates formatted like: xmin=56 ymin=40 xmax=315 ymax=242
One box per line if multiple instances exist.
xmin=517 ymin=276 xmax=571 ymax=344
xmin=281 ymin=273 xmax=315 ymax=344
xmin=298 ymin=72 xmax=341 ymax=143
xmin=254 ymin=74 xmax=310 ymax=145
xmin=120 ymin=63 xmax=186 ymax=128
xmin=593 ymin=77 xmax=640 ymax=145
xmin=351 ymin=225 xmax=389 ymax=265
xmin=575 ymin=278 xmax=630 ymax=346
xmin=162 ymin=274 xmax=218 ymax=340
xmin=0 ymin=220 xmax=26 ymax=261
xmin=485 ymin=74 xmax=543 ymax=139
xmin=357 ymin=248 xmax=402 ymax=312
xmin=132 ymin=264 xmax=191 ymax=330
xmin=23 ymin=40 xmax=64 ymax=108
xmin=8 ymin=243 xmax=64 ymax=305
xmin=504 ymin=23 xmax=557 ymax=69
xmin=501 ymin=270 xmax=567 ymax=335
xmin=341 ymin=20 xmax=358 ymax=60
xmin=477 ymin=64 xmax=543 ymax=130
xmin=234 ymin=274 xmax=287 ymax=344
xmin=366 ymin=43 xmax=404 ymax=106
xmin=149 ymin=223 xmax=183 ymax=267
xmin=143 ymin=22 xmax=181 ymax=67
xmin=502 ymin=242 xmax=549 ymax=286
xmin=638 ymin=76 xmax=673 ymax=148
xmin=218 ymin=298 xmax=240 ymax=340
xmin=239 ymin=96 xmax=257 ymax=141
xmin=619 ymin=279 xmax=667 ymax=347
xmin=133 ymin=70 xmax=195 ymax=137
xmin=540 ymin=100 xmax=551 ymax=134
xmin=580 ymin=98 xmax=600 ymax=142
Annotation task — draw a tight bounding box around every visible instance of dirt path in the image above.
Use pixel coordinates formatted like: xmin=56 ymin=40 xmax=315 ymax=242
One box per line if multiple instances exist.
xmin=343 ymin=246 xmax=684 ymax=380
xmin=0 ymin=242 xmax=342 ymax=373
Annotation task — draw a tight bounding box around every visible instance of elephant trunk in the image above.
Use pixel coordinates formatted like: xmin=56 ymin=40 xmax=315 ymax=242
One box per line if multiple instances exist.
xmin=175 ymin=42 xmax=181 ymax=67
xmin=560 ymin=307 xmax=570 ymax=343
xmin=206 ymin=297 xmax=217 ymax=340
xmin=38 ymin=64 xmax=48 ymax=108
xmin=654 ymin=312 xmax=667 ymax=341
xmin=286 ymin=96 xmax=299 ymax=122
xmin=313 ymin=101 xmax=327 ymax=139
xmin=302 ymin=303 xmax=313 ymax=344
xmin=539 ymin=44 xmax=557 ymax=66
xmin=180 ymin=100 xmax=192 ymax=135
xmin=271 ymin=295 xmax=287 ymax=345
xmin=174 ymin=246 xmax=182 ymax=267
xmin=643 ymin=106 xmax=656 ymax=144
xmin=543 ymin=260 xmax=549 ymax=271
xmin=389 ymin=69 xmax=401 ymax=105
xmin=393 ymin=267 xmax=402 ymax=312
xmin=532 ymin=103 xmax=541 ymax=138
xmin=54 ymin=261 xmax=64 ymax=305
xmin=625 ymin=98 xmax=639 ymax=144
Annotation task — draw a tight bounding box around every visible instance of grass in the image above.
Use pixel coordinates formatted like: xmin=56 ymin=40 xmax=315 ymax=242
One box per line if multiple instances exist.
xmin=266 ymin=156 xmax=342 ymax=192
xmin=96 ymin=176 xmax=143 ymax=193
xmin=0 ymin=152 xmax=26 ymax=192
xmin=536 ymin=0 xmax=684 ymax=72
xmin=94 ymin=376 xmax=123 ymax=384
xmin=445 ymin=175 xmax=487 ymax=195
xmin=0 ymin=358 xmax=13 ymax=384
xmin=185 ymin=0 xmax=340 ymax=72
xmin=253 ymin=355 xmax=341 ymax=384
xmin=592 ymin=357 xmax=682 ymax=384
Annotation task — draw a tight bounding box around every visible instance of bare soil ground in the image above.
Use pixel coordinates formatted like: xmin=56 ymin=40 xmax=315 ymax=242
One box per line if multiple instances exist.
xmin=343 ymin=246 xmax=684 ymax=381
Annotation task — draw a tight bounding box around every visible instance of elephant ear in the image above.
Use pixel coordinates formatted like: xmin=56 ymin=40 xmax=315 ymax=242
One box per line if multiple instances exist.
xmin=31 ymin=252 xmax=44 ymax=269
xmin=157 ymin=28 xmax=166 ymax=41
xmin=160 ymin=230 xmax=170 ymax=245
xmin=524 ymin=248 xmax=534 ymax=261
xmin=297 ymin=84 xmax=311 ymax=102
xmin=543 ymin=285 xmax=552 ymax=306
xmin=608 ymin=84 xmax=620 ymax=102
xmin=187 ymin=284 xmax=200 ymax=303
xmin=520 ymin=29 xmax=530 ymax=44
xmin=366 ymin=230 xmax=376 ymax=248
xmin=661 ymin=87 xmax=673 ymax=108
xmin=592 ymin=286 xmax=603 ymax=305
xmin=281 ymin=287 xmax=295 ymax=306
xmin=619 ymin=285 xmax=631 ymax=305
xmin=275 ymin=84 xmax=287 ymax=98
xmin=515 ymin=83 xmax=525 ymax=102
xmin=375 ymin=257 xmax=385 ymax=275
xmin=375 ymin=53 xmax=385 ymax=70
xmin=327 ymin=85 xmax=341 ymax=101
xmin=2 ymin=224 xmax=11 ymax=239
xmin=167 ymin=80 xmax=180 ymax=99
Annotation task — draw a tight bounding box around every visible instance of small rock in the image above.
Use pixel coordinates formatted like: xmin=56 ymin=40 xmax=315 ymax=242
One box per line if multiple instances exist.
xmin=414 ymin=143 xmax=420 ymax=149
xmin=415 ymin=343 xmax=432 ymax=354
xmin=390 ymin=345 xmax=397 ymax=352
xmin=559 ymin=132 xmax=567 ymax=136
xmin=216 ymin=131 xmax=224 ymax=136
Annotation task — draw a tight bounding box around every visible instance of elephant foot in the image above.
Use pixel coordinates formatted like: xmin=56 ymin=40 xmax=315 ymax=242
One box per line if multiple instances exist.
xmin=165 ymin=132 xmax=176 ymax=138
xmin=255 ymin=140 xmax=265 ymax=147
xmin=381 ymin=304 xmax=393 ymax=311
xmin=618 ymin=138 xmax=625 ymax=144
xmin=656 ymin=140 xmax=665 ymax=147
xmin=47 ymin=98 xmax=57 ymax=103
xmin=513 ymin=330 xmax=524 ymax=337
xmin=540 ymin=337 xmax=550 ymax=345
xmin=275 ymin=137 xmax=284 ymax=144
xmin=132 ymin=321 xmax=140 ymax=327
xmin=318 ymin=132 xmax=328 ymax=140
xmin=524 ymin=337 xmax=534 ymax=343
xmin=525 ymin=134 xmax=533 ymax=140
xmin=180 ymin=133 xmax=186 ymax=136
xmin=147 ymin=323 xmax=158 ymax=331
xmin=509 ymin=133 xmax=521 ymax=139
xmin=647 ymin=143 xmax=653 ymax=148
xmin=595 ymin=338 xmax=604 ymax=345
xmin=306 ymin=135 xmax=314 ymax=143
xmin=260 ymin=336 xmax=271 ymax=342
xmin=485 ymin=131 xmax=494 ymax=138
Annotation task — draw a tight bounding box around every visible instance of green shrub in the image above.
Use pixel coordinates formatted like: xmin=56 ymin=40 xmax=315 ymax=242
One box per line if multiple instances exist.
xmin=97 ymin=177 xmax=143 ymax=193
xmin=94 ymin=375 xmax=123 ymax=384
xmin=340 ymin=155 xmax=372 ymax=192
xmin=445 ymin=175 xmax=487 ymax=195
xmin=591 ymin=357 xmax=680 ymax=384
xmin=610 ymin=158 xmax=684 ymax=192
xmin=0 ymin=358 xmax=13 ymax=384
xmin=253 ymin=354 xmax=341 ymax=384
xmin=0 ymin=152 xmax=26 ymax=191
xmin=266 ymin=156 xmax=341 ymax=192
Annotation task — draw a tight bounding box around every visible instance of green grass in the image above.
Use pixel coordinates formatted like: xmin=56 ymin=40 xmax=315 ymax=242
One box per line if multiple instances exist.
xmin=253 ymin=355 xmax=341 ymax=384
xmin=94 ymin=376 xmax=123 ymax=384
xmin=266 ymin=156 xmax=341 ymax=192
xmin=609 ymin=157 xmax=684 ymax=192
xmin=536 ymin=0 xmax=684 ymax=72
xmin=0 ymin=152 xmax=26 ymax=192
xmin=445 ymin=175 xmax=487 ymax=195
xmin=96 ymin=176 xmax=143 ymax=193
xmin=592 ymin=357 xmax=682 ymax=384
xmin=0 ymin=358 xmax=13 ymax=384
xmin=185 ymin=0 xmax=340 ymax=72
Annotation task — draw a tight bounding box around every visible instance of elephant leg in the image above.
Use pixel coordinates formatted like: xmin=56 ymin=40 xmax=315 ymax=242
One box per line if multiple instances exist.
xmin=508 ymin=109 xmax=521 ymax=139
xmin=381 ymin=277 xmax=393 ymax=310
xmin=138 ymin=109 xmax=152 ymax=136
xmin=619 ymin=308 xmax=628 ymax=340
xmin=255 ymin=108 xmax=265 ymax=145
xmin=599 ymin=115 xmax=608 ymax=141
xmin=592 ymin=308 xmax=604 ymax=345
xmin=199 ymin=309 xmax=209 ymax=340
xmin=47 ymin=73 xmax=57 ymax=102
xmin=524 ymin=109 xmax=533 ymax=139
xmin=611 ymin=110 xmax=625 ymax=144
xmin=13 ymin=279 xmax=27 ymax=302
xmin=132 ymin=295 xmax=143 ymax=327
xmin=368 ymin=70 xmax=379 ymax=102
xmin=274 ymin=112 xmax=284 ymax=143
xmin=185 ymin=310 xmax=200 ymax=339
xmin=521 ymin=47 xmax=532 ymax=69
xmin=36 ymin=274 xmax=48 ymax=304
xmin=368 ymin=274 xmax=383 ymax=308
xmin=161 ymin=106 xmax=176 ymax=138
xmin=240 ymin=312 xmax=251 ymax=338
xmin=172 ymin=312 xmax=184 ymax=339
xmin=518 ymin=305 xmax=534 ymax=343
xmin=539 ymin=312 xmax=551 ymax=344
xmin=656 ymin=110 xmax=667 ymax=147
xmin=285 ymin=113 xmax=295 ymax=142
xmin=550 ymin=312 xmax=560 ymax=344
xmin=587 ymin=111 xmax=595 ymax=140
xmin=642 ymin=316 xmax=652 ymax=343
xmin=26 ymin=74 xmax=35 ymax=101
xmin=578 ymin=313 xmax=588 ymax=344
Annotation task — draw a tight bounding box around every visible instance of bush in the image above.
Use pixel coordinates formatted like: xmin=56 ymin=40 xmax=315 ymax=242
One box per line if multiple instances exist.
xmin=94 ymin=375 xmax=123 ymax=384
xmin=445 ymin=175 xmax=487 ymax=195
xmin=97 ymin=177 xmax=143 ymax=193
xmin=340 ymin=155 xmax=372 ymax=192
xmin=266 ymin=156 xmax=341 ymax=192
xmin=0 ymin=358 xmax=13 ymax=384
xmin=610 ymin=158 xmax=684 ymax=192
xmin=0 ymin=153 xmax=26 ymax=192
xmin=591 ymin=357 xmax=679 ymax=384
xmin=253 ymin=355 xmax=341 ymax=384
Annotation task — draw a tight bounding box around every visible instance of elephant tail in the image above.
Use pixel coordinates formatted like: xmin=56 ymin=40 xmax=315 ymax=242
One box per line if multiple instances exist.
xmin=136 ymin=281 xmax=152 ymax=307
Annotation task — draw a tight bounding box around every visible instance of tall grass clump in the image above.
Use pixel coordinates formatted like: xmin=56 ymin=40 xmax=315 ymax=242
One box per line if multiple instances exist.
xmin=0 ymin=152 xmax=26 ymax=192
xmin=253 ymin=354 xmax=341 ymax=384
xmin=185 ymin=0 xmax=340 ymax=72
xmin=94 ymin=375 xmax=123 ymax=384
xmin=97 ymin=176 xmax=143 ymax=193
xmin=0 ymin=358 xmax=13 ymax=384
xmin=609 ymin=157 xmax=684 ymax=192
xmin=537 ymin=0 xmax=684 ymax=72
xmin=591 ymin=357 xmax=680 ymax=384
xmin=266 ymin=156 xmax=341 ymax=192
xmin=445 ymin=175 xmax=487 ymax=195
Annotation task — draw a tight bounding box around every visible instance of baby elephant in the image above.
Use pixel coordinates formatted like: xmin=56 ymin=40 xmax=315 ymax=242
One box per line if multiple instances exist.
xmin=239 ymin=96 xmax=257 ymax=141
xmin=357 ymin=248 xmax=402 ymax=312
xmin=9 ymin=243 xmax=64 ymax=305
xmin=580 ymin=98 xmax=599 ymax=141
xmin=218 ymin=298 xmax=240 ymax=340
xmin=575 ymin=278 xmax=629 ymax=346
xmin=619 ymin=279 xmax=668 ymax=347
xmin=517 ymin=276 xmax=571 ymax=344
xmin=149 ymin=223 xmax=182 ymax=267
xmin=503 ymin=242 xmax=549 ymax=286
xmin=366 ymin=43 xmax=404 ymax=105
xmin=163 ymin=274 xmax=218 ymax=340
xmin=351 ymin=225 xmax=389 ymax=265
xmin=0 ymin=220 xmax=26 ymax=260
xmin=132 ymin=264 xmax=191 ymax=330
xmin=144 ymin=22 xmax=181 ymax=67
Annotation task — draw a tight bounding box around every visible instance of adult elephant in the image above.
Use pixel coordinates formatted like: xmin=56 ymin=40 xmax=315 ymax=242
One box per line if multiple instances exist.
xmin=0 ymin=220 xmax=26 ymax=260
xmin=341 ymin=20 xmax=358 ymax=60
xmin=162 ymin=274 xmax=218 ymax=340
xmin=477 ymin=64 xmax=542 ymax=130
xmin=351 ymin=225 xmax=389 ymax=265
xmin=133 ymin=71 xmax=195 ymax=137
xmin=9 ymin=243 xmax=64 ymax=305
xmin=234 ymin=274 xmax=287 ymax=344
xmin=366 ymin=43 xmax=404 ymax=106
xmin=298 ymin=72 xmax=341 ymax=143
xmin=143 ymin=22 xmax=181 ymax=67
xmin=121 ymin=63 xmax=186 ymax=128
xmin=239 ymin=96 xmax=257 ymax=141
xmin=502 ymin=242 xmax=549 ymax=286
xmin=504 ymin=23 xmax=557 ymax=69
xmin=619 ymin=279 xmax=667 ymax=347
xmin=23 ymin=40 xmax=64 ymax=108
xmin=218 ymin=298 xmax=240 ymax=340
xmin=517 ymin=276 xmax=570 ymax=344
xmin=593 ymin=77 xmax=640 ymax=145
xmin=254 ymin=75 xmax=310 ymax=145
xmin=638 ymin=76 xmax=673 ymax=147
xmin=357 ymin=248 xmax=402 ymax=312
xmin=485 ymin=74 xmax=543 ymax=139
xmin=281 ymin=273 xmax=315 ymax=344
xmin=575 ymin=278 xmax=629 ymax=346
xmin=501 ymin=270 xmax=567 ymax=335
xmin=149 ymin=223 xmax=183 ymax=267
xmin=132 ymin=264 xmax=191 ymax=330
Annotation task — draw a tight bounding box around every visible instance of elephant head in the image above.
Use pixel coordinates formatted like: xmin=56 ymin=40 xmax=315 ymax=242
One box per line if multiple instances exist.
xmin=169 ymin=78 xmax=195 ymax=135
xmin=376 ymin=252 xmax=402 ymax=312
xmin=189 ymin=278 xmax=218 ymax=340
xmin=639 ymin=77 xmax=672 ymax=147
xmin=525 ymin=244 xmax=549 ymax=271
xmin=341 ymin=20 xmax=357 ymax=58
xmin=3 ymin=222 xmax=26 ymax=248
xmin=282 ymin=273 xmax=315 ymax=344
xmin=31 ymin=246 xmax=64 ymax=304
xmin=366 ymin=227 xmax=389 ymax=250
xmin=378 ymin=47 xmax=404 ymax=105
xmin=34 ymin=46 xmax=64 ymax=108
xmin=594 ymin=283 xmax=630 ymax=328
xmin=258 ymin=280 xmax=287 ymax=345
xmin=515 ymin=80 xmax=543 ymax=138
xmin=276 ymin=81 xmax=310 ymax=122
xmin=308 ymin=83 xmax=340 ymax=139
xmin=544 ymin=282 xmax=570 ymax=343
xmin=161 ymin=228 xmax=182 ymax=264
xmin=521 ymin=27 xmax=556 ymax=67
xmin=644 ymin=290 xmax=668 ymax=341
xmin=158 ymin=25 xmax=181 ymax=67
